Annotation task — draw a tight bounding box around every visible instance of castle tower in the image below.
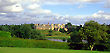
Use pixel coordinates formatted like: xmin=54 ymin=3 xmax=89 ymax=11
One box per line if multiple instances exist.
xmin=51 ymin=24 xmax=54 ymax=30
xmin=57 ymin=24 xmax=60 ymax=31
xmin=48 ymin=22 xmax=49 ymax=25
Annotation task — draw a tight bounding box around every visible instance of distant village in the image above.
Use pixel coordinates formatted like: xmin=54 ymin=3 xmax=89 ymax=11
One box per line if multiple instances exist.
xmin=34 ymin=22 xmax=68 ymax=31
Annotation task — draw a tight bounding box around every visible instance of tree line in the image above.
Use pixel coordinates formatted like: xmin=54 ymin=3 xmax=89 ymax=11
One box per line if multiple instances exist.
xmin=0 ymin=20 xmax=110 ymax=51
xmin=64 ymin=20 xmax=110 ymax=51
xmin=0 ymin=24 xmax=45 ymax=40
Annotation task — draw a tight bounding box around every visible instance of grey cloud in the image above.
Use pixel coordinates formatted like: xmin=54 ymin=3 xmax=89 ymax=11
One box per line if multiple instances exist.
xmin=0 ymin=0 xmax=110 ymax=25
xmin=104 ymin=0 xmax=110 ymax=8
xmin=86 ymin=10 xmax=110 ymax=24
xmin=0 ymin=11 xmax=110 ymax=25
xmin=40 ymin=0 xmax=102 ymax=4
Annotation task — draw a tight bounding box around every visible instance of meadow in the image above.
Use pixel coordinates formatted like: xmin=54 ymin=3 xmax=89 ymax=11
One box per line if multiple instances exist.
xmin=0 ymin=47 xmax=110 ymax=53
xmin=0 ymin=37 xmax=69 ymax=49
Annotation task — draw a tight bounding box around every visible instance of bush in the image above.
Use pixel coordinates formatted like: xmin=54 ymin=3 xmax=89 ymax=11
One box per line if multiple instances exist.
xmin=0 ymin=31 xmax=11 ymax=38
xmin=69 ymin=43 xmax=84 ymax=50
xmin=0 ymin=37 xmax=69 ymax=49
xmin=49 ymin=30 xmax=53 ymax=33
xmin=31 ymin=30 xmax=45 ymax=40
xmin=93 ymin=44 xmax=107 ymax=51
xmin=62 ymin=38 xmax=66 ymax=42
xmin=47 ymin=33 xmax=52 ymax=36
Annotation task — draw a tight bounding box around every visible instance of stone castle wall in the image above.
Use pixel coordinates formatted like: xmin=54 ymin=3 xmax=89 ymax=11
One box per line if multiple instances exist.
xmin=34 ymin=23 xmax=67 ymax=31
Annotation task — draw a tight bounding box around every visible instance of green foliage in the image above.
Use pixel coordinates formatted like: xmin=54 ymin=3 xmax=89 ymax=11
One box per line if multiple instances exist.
xmin=31 ymin=29 xmax=45 ymax=40
xmin=47 ymin=33 xmax=52 ymax=36
xmin=20 ymin=24 xmax=32 ymax=39
xmin=0 ymin=31 xmax=11 ymax=38
xmin=107 ymin=25 xmax=110 ymax=34
xmin=65 ymin=22 xmax=82 ymax=34
xmin=65 ymin=22 xmax=72 ymax=28
xmin=68 ymin=31 xmax=83 ymax=50
xmin=65 ymin=22 xmax=73 ymax=33
xmin=49 ymin=30 xmax=53 ymax=33
xmin=0 ymin=37 xmax=69 ymax=49
xmin=52 ymin=31 xmax=67 ymax=36
xmin=47 ymin=30 xmax=53 ymax=36
xmin=62 ymin=38 xmax=66 ymax=41
xmin=0 ymin=24 xmax=46 ymax=40
xmin=70 ymin=31 xmax=82 ymax=43
xmin=0 ymin=24 xmax=68 ymax=40
xmin=30 ymin=23 xmax=34 ymax=29
xmin=0 ymin=25 xmax=10 ymax=32
xmin=68 ymin=20 xmax=110 ymax=51
xmin=79 ymin=20 xmax=109 ymax=51
xmin=69 ymin=43 xmax=85 ymax=50
xmin=59 ymin=28 xmax=66 ymax=33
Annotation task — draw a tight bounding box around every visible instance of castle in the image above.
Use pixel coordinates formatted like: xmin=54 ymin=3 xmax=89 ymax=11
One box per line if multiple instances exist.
xmin=34 ymin=23 xmax=68 ymax=31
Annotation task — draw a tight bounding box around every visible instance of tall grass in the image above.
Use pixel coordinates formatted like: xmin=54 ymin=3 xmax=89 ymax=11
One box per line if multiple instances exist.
xmin=0 ymin=37 xmax=69 ymax=49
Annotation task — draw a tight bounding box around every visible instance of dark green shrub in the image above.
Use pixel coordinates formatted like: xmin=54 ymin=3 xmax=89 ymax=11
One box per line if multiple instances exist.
xmin=62 ymin=38 xmax=66 ymax=42
xmin=47 ymin=33 xmax=52 ymax=36
xmin=49 ymin=30 xmax=53 ymax=33
xmin=67 ymin=38 xmax=72 ymax=42
xmin=31 ymin=29 xmax=45 ymax=40
xmin=93 ymin=44 xmax=107 ymax=51
xmin=68 ymin=43 xmax=84 ymax=50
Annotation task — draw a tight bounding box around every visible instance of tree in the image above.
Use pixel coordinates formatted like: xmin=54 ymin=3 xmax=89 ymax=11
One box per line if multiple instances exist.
xmin=59 ymin=28 xmax=66 ymax=33
xmin=30 ymin=23 xmax=34 ymax=29
xmin=68 ymin=31 xmax=83 ymax=50
xmin=0 ymin=25 xmax=10 ymax=32
xmin=20 ymin=24 xmax=32 ymax=39
xmin=31 ymin=29 xmax=45 ymax=40
xmin=107 ymin=25 xmax=110 ymax=34
xmin=11 ymin=25 xmax=21 ymax=37
xmin=49 ymin=30 xmax=53 ymax=33
xmin=65 ymin=23 xmax=76 ymax=33
xmin=65 ymin=22 xmax=72 ymax=28
xmin=70 ymin=31 xmax=82 ymax=43
xmin=79 ymin=20 xmax=109 ymax=51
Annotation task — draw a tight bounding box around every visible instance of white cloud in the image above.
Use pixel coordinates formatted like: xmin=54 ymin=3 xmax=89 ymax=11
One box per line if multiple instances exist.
xmin=40 ymin=0 xmax=103 ymax=5
xmin=4 ymin=4 xmax=24 ymax=12
xmin=84 ymin=10 xmax=110 ymax=24
xmin=81 ymin=0 xmax=101 ymax=3
xmin=0 ymin=0 xmax=23 ymax=12
xmin=65 ymin=20 xmax=70 ymax=22
xmin=39 ymin=0 xmax=110 ymax=8
xmin=0 ymin=0 xmax=109 ymax=13
xmin=0 ymin=0 xmax=52 ymax=14
xmin=27 ymin=4 xmax=40 ymax=10
xmin=0 ymin=0 xmax=110 ymax=25
xmin=28 ymin=9 xmax=52 ymax=14
xmin=92 ymin=10 xmax=110 ymax=19
xmin=0 ymin=10 xmax=110 ymax=25
xmin=0 ymin=13 xmax=7 ymax=15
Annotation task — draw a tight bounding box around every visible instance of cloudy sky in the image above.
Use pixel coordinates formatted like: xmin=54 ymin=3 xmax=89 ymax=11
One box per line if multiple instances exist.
xmin=0 ymin=0 xmax=110 ymax=25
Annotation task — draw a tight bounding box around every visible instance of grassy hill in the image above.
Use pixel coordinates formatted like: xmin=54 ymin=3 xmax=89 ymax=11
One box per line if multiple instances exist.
xmin=0 ymin=47 xmax=110 ymax=53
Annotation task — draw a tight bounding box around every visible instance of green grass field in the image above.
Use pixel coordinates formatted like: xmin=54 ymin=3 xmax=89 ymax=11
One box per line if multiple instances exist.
xmin=0 ymin=47 xmax=110 ymax=53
